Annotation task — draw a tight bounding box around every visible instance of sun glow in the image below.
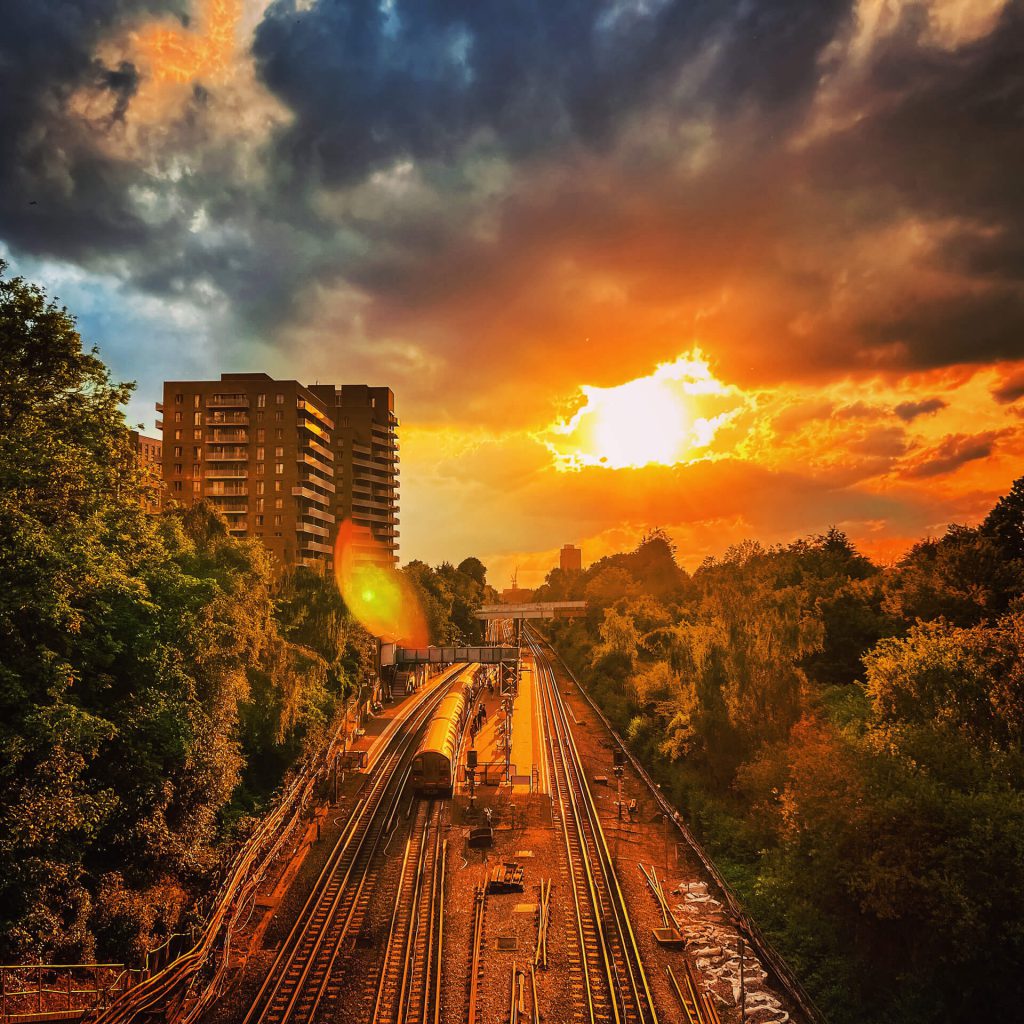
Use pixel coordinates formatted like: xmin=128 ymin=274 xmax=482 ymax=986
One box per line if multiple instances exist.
xmin=542 ymin=349 xmax=741 ymax=470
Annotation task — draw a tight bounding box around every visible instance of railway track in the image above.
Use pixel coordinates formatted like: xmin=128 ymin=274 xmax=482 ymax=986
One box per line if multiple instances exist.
xmin=367 ymin=798 xmax=446 ymax=1024
xmin=241 ymin=682 xmax=455 ymax=1024
xmin=527 ymin=628 xmax=659 ymax=1024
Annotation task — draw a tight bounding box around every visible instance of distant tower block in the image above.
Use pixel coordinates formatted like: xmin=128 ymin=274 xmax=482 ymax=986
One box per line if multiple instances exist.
xmin=560 ymin=544 xmax=582 ymax=573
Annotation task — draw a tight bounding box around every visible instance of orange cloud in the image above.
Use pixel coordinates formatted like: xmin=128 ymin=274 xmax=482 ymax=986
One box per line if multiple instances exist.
xmin=134 ymin=0 xmax=241 ymax=87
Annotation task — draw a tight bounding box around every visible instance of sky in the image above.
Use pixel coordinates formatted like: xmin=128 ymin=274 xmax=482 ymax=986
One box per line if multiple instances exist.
xmin=2 ymin=0 xmax=1023 ymax=587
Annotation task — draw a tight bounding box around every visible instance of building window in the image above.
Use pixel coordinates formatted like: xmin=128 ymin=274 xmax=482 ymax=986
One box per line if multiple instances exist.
xmin=257 ymin=393 xmax=266 ymax=408
xmin=275 ymin=393 xmax=284 ymax=405
xmin=256 ymin=447 xmax=265 ymax=460
xmin=256 ymin=499 xmax=264 ymax=512
xmin=275 ymin=446 xmax=284 ymax=458
xmin=256 ymin=411 xmax=263 ymax=423
xmin=193 ymin=447 xmax=201 ymax=459
xmin=275 ymin=411 xmax=283 ymax=422
xmin=174 ymin=446 xmax=182 ymax=457
xmin=174 ymin=430 xmax=182 ymax=440
xmin=256 ymin=481 xmax=265 ymax=495
xmin=174 ymin=393 xmax=183 ymax=404
xmin=174 ymin=411 xmax=182 ymax=423
xmin=275 ymin=463 xmax=284 ymax=475
xmin=194 ymin=430 xmax=202 ymax=440
xmin=194 ymin=412 xmax=202 ymax=426
xmin=193 ymin=480 xmax=201 ymax=493
xmin=274 ymin=498 xmax=283 ymax=510
xmin=193 ymin=394 xmax=201 ymax=408
xmin=274 ymin=531 xmax=282 ymax=537
xmin=275 ymin=428 xmax=283 ymax=440
xmin=173 ymin=480 xmax=183 ymax=492
xmin=174 ymin=463 xmax=182 ymax=475
xmin=256 ymin=428 xmax=265 ymax=442
xmin=192 ymin=463 xmax=200 ymax=475
xmin=273 ymin=515 xmax=282 ymax=526
xmin=256 ymin=463 xmax=265 ymax=475
xmin=274 ymin=480 xmax=282 ymax=492
xmin=255 ymin=515 xmax=264 ymax=526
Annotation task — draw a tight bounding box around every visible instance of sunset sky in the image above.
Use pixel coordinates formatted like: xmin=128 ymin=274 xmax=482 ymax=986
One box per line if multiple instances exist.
xmin=3 ymin=0 xmax=1023 ymax=585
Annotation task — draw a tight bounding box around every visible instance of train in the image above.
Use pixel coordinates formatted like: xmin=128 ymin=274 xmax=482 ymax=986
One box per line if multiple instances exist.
xmin=410 ymin=663 xmax=481 ymax=795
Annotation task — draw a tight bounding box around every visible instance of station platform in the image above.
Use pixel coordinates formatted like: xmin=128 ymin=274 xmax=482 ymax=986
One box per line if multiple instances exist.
xmin=462 ymin=653 xmax=545 ymax=796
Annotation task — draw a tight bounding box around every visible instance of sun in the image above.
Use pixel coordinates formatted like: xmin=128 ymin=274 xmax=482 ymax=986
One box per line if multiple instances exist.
xmin=585 ymin=376 xmax=692 ymax=468
xmin=541 ymin=349 xmax=740 ymax=470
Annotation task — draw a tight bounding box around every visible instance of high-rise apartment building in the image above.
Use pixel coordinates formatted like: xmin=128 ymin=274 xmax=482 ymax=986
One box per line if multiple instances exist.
xmin=155 ymin=374 xmax=399 ymax=572
xmin=308 ymin=385 xmax=400 ymax=566
xmin=157 ymin=373 xmax=336 ymax=570
xmin=559 ymin=544 xmax=582 ymax=573
xmin=129 ymin=429 xmax=164 ymax=513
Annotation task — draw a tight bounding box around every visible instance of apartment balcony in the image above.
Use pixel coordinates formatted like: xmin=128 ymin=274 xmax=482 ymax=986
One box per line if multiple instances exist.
xmin=207 ymin=447 xmax=248 ymax=461
xmin=217 ymin=503 xmax=249 ymax=514
xmin=361 ymin=511 xmax=398 ymax=525
xmin=296 ymin=556 xmax=328 ymax=569
xmin=155 ymin=401 xmax=164 ymax=414
xmin=300 ymin=539 xmax=333 ymax=555
xmin=206 ymin=394 xmax=249 ymax=408
xmin=207 ymin=435 xmax=248 ymax=449
xmin=207 ymin=486 xmax=248 ymax=497
xmin=208 ymin=412 xmax=249 ymax=426
xmin=302 ymin=437 xmax=334 ymax=462
xmin=298 ymin=450 xmax=333 ymax=475
xmin=297 ymin=415 xmax=331 ymax=443
xmin=301 ymin=504 xmax=334 ymax=526
xmin=155 ymin=420 xmax=163 ymax=431
xmin=298 ymin=520 xmax=331 ymax=539
xmin=205 ymin=467 xmax=248 ymax=479
xmin=296 ymin=399 xmax=334 ymax=431
xmin=291 ymin=484 xmax=332 ymax=506
xmin=297 ymin=473 xmax=335 ymax=494
xmin=227 ymin=525 xmax=247 ymax=536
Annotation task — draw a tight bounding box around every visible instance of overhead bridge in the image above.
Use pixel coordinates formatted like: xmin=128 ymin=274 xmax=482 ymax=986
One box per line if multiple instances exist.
xmin=474 ymin=601 xmax=587 ymax=620
xmin=382 ymin=645 xmax=520 ymax=666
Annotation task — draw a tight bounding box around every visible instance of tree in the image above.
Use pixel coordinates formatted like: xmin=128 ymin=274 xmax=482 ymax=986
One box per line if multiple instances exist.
xmin=982 ymin=475 xmax=1024 ymax=562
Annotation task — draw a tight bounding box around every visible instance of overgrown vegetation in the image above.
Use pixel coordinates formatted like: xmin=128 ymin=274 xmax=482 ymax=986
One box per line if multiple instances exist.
xmin=540 ymin=519 xmax=1024 ymax=1024
xmin=0 ymin=264 xmax=378 ymax=964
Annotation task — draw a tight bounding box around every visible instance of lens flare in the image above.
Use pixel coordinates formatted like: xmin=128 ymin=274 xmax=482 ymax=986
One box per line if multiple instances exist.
xmin=333 ymin=520 xmax=428 ymax=647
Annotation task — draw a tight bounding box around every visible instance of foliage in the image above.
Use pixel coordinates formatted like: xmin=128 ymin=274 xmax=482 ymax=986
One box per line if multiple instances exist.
xmin=0 ymin=264 xmax=372 ymax=964
xmin=544 ymin=512 xmax=1024 ymax=1024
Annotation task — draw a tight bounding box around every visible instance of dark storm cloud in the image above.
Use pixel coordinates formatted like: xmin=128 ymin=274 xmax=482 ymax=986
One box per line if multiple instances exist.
xmin=0 ymin=0 xmax=178 ymax=259
xmin=903 ymin=432 xmax=1004 ymax=479
xmin=252 ymin=0 xmax=853 ymax=186
xmin=811 ymin=3 xmax=1024 ymax=368
xmin=992 ymin=370 xmax=1024 ymax=405
xmin=860 ymin=288 xmax=1024 ymax=370
xmin=894 ymin=397 xmax=947 ymax=422
xmin=1 ymin=0 xmax=1023 ymax=393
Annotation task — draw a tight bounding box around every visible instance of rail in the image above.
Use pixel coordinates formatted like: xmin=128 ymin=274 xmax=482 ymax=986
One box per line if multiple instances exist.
xmin=85 ymin=664 xmax=466 ymax=1024
xmin=531 ymin=627 xmax=828 ymax=1024
xmin=530 ymin=633 xmax=658 ymax=1024
xmin=241 ymin=682 xmax=457 ymax=1024
xmin=369 ymin=799 xmax=446 ymax=1024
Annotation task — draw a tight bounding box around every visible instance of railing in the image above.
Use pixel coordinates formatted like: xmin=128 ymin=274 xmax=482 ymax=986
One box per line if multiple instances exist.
xmin=206 ymin=395 xmax=249 ymax=408
xmin=81 ymin=702 xmax=371 ymax=1024
xmin=0 ymin=963 xmax=138 ymax=1020
xmin=296 ymin=400 xmax=334 ymax=431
